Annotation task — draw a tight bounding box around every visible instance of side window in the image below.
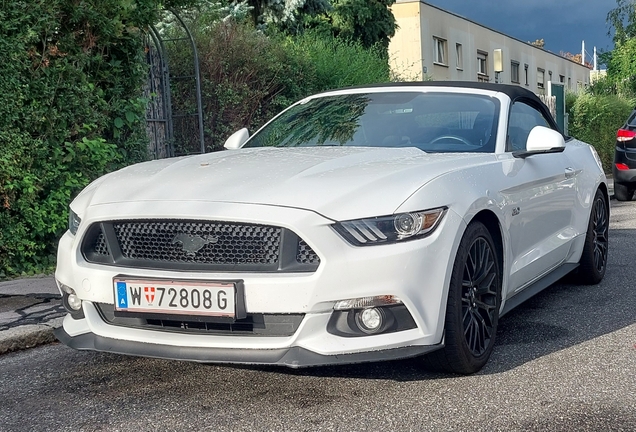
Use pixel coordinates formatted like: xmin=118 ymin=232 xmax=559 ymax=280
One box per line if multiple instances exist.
xmin=507 ymin=102 xmax=550 ymax=151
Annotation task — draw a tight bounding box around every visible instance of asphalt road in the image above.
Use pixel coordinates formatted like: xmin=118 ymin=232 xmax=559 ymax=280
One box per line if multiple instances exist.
xmin=1 ymin=201 xmax=634 ymax=432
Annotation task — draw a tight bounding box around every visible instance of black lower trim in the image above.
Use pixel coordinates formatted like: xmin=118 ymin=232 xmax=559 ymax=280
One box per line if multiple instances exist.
xmin=500 ymin=262 xmax=578 ymax=317
xmin=54 ymin=327 xmax=442 ymax=368
xmin=96 ymin=302 xmax=304 ymax=337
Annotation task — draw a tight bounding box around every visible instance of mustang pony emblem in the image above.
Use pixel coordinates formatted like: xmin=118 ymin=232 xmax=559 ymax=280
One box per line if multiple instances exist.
xmin=172 ymin=234 xmax=219 ymax=255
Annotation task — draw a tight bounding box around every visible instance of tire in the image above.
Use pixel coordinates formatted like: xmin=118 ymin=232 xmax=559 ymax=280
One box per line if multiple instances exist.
xmin=424 ymin=221 xmax=502 ymax=374
xmin=574 ymin=189 xmax=609 ymax=285
xmin=614 ymin=183 xmax=634 ymax=201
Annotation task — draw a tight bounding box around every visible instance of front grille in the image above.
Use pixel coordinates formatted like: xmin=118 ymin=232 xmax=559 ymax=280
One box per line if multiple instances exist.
xmin=95 ymin=303 xmax=304 ymax=336
xmin=113 ymin=221 xmax=281 ymax=265
xmin=93 ymin=231 xmax=109 ymax=256
xmin=81 ymin=219 xmax=320 ymax=272
xmin=297 ymin=239 xmax=320 ymax=264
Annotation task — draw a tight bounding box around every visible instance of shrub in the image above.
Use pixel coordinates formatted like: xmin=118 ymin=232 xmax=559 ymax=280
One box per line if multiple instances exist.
xmin=0 ymin=0 xmax=192 ymax=278
xmin=568 ymin=92 xmax=634 ymax=172
xmin=281 ymin=31 xmax=391 ymax=92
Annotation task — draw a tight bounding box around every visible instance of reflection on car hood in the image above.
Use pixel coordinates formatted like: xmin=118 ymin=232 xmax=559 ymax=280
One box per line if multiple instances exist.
xmin=82 ymin=147 xmax=495 ymax=220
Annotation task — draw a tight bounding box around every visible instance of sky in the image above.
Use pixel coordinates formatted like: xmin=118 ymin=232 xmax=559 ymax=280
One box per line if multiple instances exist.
xmin=425 ymin=0 xmax=618 ymax=63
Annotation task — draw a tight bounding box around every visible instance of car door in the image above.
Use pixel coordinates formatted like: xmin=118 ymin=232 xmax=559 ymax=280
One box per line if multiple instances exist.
xmin=500 ymin=101 xmax=577 ymax=295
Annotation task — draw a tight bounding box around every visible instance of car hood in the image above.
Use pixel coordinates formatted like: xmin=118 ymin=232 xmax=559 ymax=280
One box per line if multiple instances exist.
xmin=79 ymin=147 xmax=494 ymax=220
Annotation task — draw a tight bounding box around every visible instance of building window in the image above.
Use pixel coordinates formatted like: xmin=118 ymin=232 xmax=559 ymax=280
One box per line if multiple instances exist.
xmin=434 ymin=37 xmax=447 ymax=65
xmin=511 ymin=61 xmax=520 ymax=83
xmin=559 ymin=75 xmax=565 ymax=83
xmin=537 ymin=68 xmax=545 ymax=90
xmin=477 ymin=51 xmax=488 ymax=81
xmin=524 ymin=64 xmax=529 ymax=85
xmin=456 ymin=43 xmax=463 ymax=69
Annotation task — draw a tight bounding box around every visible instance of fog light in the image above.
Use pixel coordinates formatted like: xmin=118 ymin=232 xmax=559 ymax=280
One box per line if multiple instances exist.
xmin=355 ymin=307 xmax=384 ymax=334
xmin=67 ymin=294 xmax=82 ymax=311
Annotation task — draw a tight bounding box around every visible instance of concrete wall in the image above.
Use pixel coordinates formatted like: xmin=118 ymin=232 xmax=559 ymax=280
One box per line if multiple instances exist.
xmin=389 ymin=1 xmax=591 ymax=94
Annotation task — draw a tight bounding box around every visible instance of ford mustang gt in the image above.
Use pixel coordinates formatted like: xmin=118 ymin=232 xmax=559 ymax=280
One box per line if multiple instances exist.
xmin=55 ymin=82 xmax=609 ymax=374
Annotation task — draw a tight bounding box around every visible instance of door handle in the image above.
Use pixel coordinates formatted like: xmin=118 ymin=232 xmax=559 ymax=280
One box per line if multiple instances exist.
xmin=565 ymin=167 xmax=576 ymax=178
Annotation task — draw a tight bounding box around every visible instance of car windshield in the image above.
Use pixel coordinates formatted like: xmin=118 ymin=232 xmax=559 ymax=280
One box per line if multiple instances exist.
xmin=244 ymin=92 xmax=500 ymax=152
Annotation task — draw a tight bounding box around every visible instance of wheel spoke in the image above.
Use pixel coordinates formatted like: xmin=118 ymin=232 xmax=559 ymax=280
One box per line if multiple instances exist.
xmin=473 ymin=261 xmax=494 ymax=287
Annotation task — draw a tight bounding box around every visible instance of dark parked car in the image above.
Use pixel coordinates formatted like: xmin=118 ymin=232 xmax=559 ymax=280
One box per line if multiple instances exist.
xmin=614 ymin=108 xmax=636 ymax=201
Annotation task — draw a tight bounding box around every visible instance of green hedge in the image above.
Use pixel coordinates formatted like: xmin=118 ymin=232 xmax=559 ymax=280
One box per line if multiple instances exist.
xmin=568 ymin=92 xmax=634 ymax=172
xmin=0 ymin=0 xmax=194 ymax=278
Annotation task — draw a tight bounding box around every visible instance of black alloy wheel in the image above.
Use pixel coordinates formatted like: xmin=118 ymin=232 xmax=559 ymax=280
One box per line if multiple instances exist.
xmin=461 ymin=237 xmax=498 ymax=357
xmin=423 ymin=221 xmax=501 ymax=374
xmin=575 ymin=189 xmax=609 ymax=284
xmin=591 ymin=195 xmax=609 ymax=274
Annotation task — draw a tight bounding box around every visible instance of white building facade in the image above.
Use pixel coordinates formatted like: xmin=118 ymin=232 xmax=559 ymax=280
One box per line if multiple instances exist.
xmin=389 ymin=1 xmax=591 ymax=94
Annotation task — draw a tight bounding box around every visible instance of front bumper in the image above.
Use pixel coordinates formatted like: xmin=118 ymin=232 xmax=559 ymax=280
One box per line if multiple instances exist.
xmin=55 ymin=201 xmax=465 ymax=366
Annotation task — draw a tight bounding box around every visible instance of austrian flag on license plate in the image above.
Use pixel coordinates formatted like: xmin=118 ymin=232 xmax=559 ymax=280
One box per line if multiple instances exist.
xmin=113 ymin=278 xmax=236 ymax=318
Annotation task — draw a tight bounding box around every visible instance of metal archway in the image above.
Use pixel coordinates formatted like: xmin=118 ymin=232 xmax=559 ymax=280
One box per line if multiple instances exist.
xmin=144 ymin=9 xmax=205 ymax=159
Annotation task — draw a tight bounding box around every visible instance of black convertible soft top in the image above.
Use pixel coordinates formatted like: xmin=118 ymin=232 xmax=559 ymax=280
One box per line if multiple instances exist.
xmin=348 ymin=80 xmax=541 ymax=105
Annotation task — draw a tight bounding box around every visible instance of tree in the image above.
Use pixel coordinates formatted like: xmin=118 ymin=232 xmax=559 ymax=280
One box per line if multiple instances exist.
xmin=596 ymin=1 xmax=636 ymax=96
xmin=607 ymin=0 xmax=636 ymax=44
xmin=325 ymin=0 xmax=397 ymax=49
xmin=245 ymin=0 xmax=330 ymax=26
xmin=300 ymin=0 xmax=396 ymax=50
xmin=560 ymin=51 xmax=593 ymax=69
xmin=606 ymin=36 xmax=636 ymax=94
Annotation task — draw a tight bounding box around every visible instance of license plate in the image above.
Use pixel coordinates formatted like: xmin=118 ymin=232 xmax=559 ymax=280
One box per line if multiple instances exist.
xmin=113 ymin=278 xmax=236 ymax=318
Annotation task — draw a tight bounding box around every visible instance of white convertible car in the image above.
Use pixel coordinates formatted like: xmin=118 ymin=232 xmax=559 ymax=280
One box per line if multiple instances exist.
xmin=55 ymin=82 xmax=609 ymax=374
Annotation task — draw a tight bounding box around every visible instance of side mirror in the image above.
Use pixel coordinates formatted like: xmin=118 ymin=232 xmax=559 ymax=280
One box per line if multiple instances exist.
xmin=224 ymin=128 xmax=249 ymax=150
xmin=513 ymin=126 xmax=565 ymax=158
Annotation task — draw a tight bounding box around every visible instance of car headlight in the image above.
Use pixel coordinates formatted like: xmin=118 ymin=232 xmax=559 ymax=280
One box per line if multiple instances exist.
xmin=68 ymin=208 xmax=81 ymax=235
xmin=333 ymin=207 xmax=447 ymax=246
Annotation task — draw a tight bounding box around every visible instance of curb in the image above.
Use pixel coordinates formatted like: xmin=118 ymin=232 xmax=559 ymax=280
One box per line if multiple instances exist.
xmin=0 ymin=317 xmax=64 ymax=355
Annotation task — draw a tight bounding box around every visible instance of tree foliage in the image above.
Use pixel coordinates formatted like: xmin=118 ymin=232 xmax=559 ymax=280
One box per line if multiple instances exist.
xmin=320 ymin=0 xmax=397 ymax=49
xmin=529 ymin=39 xmax=545 ymax=49
xmin=606 ymin=36 xmax=636 ymax=95
xmin=560 ymin=51 xmax=593 ymax=69
xmin=245 ymin=0 xmax=330 ymax=26
xmin=594 ymin=1 xmax=636 ymax=96
xmin=607 ymin=0 xmax=636 ymax=44
xmin=242 ymin=0 xmax=397 ymax=50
